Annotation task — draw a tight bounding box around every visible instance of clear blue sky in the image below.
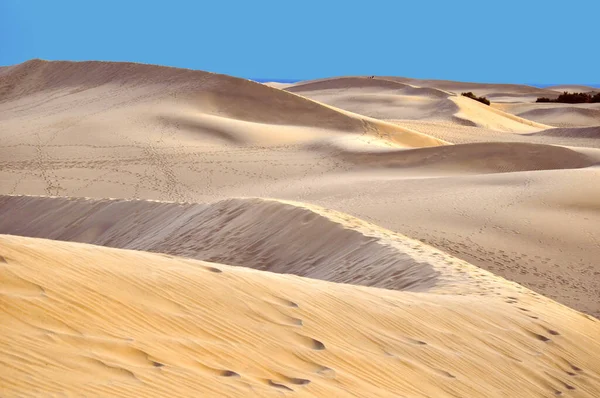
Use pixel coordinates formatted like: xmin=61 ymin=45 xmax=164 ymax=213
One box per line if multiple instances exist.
xmin=1 ymin=0 xmax=598 ymax=83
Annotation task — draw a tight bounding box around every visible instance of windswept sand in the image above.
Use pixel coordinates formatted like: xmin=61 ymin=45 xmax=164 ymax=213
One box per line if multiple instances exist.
xmin=286 ymin=77 xmax=550 ymax=132
xmin=2 ymin=233 xmax=600 ymax=397
xmin=2 ymin=60 xmax=600 ymax=396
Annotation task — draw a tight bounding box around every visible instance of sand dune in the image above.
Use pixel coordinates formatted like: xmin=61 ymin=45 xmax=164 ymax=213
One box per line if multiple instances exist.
xmin=286 ymin=76 xmax=550 ymax=132
xmin=331 ymin=142 xmax=597 ymax=174
xmin=2 ymin=59 xmax=600 ymax=319
xmin=494 ymin=102 xmax=600 ymax=128
xmin=0 ymin=59 xmax=439 ymax=148
xmin=262 ymin=81 xmax=296 ymax=89
xmin=529 ymin=126 xmax=600 ymax=139
xmin=388 ymin=120 xmax=600 ymax=149
xmin=544 ymin=84 xmax=600 ymax=93
xmin=3 ymin=59 xmax=600 ymax=396
xmin=0 ymin=196 xmax=447 ymax=291
xmin=377 ymin=76 xmax=561 ymax=103
xmin=2 ymin=187 xmax=600 ymax=319
xmin=2 ymin=234 xmax=600 ymax=397
xmin=287 ymin=76 xmax=453 ymax=98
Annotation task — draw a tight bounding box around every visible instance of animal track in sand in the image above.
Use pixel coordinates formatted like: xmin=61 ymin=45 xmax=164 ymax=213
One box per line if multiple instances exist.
xmin=294 ymin=333 xmax=326 ymax=350
xmin=190 ymin=362 xmax=240 ymax=378
xmin=525 ymin=330 xmax=552 ymax=343
xmin=203 ymin=265 xmax=223 ymax=273
xmin=432 ymin=368 xmax=456 ymax=378
xmin=265 ymin=295 xmax=299 ymax=308
xmin=220 ymin=370 xmax=240 ymax=378
xmin=267 ymin=380 xmax=294 ymax=391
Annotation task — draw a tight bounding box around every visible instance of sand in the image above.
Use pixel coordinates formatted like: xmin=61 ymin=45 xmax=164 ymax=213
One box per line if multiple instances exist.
xmin=2 ymin=234 xmax=600 ymax=397
xmin=1 ymin=60 xmax=600 ymax=396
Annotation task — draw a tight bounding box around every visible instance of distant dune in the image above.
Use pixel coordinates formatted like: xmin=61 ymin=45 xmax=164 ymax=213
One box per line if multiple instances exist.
xmin=378 ymin=76 xmax=561 ymax=102
xmin=285 ymin=76 xmax=550 ymax=132
xmin=543 ymin=84 xmax=600 ymax=93
xmin=494 ymin=102 xmax=600 ymax=128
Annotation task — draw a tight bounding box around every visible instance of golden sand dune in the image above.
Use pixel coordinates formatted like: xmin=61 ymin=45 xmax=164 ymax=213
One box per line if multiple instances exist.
xmin=286 ymin=76 xmax=549 ymax=132
xmin=1 ymin=234 xmax=600 ymax=397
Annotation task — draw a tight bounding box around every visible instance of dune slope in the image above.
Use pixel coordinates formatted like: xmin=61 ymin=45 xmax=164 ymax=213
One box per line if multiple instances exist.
xmin=2 ymin=234 xmax=600 ymax=397
xmin=0 ymin=59 xmax=441 ymax=148
xmin=0 ymin=195 xmax=488 ymax=293
xmin=286 ymin=76 xmax=549 ymax=132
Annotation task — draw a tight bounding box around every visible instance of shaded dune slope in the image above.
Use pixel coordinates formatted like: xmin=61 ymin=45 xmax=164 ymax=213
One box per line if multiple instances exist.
xmin=0 ymin=195 xmax=499 ymax=293
xmin=1 ymin=234 xmax=600 ymax=397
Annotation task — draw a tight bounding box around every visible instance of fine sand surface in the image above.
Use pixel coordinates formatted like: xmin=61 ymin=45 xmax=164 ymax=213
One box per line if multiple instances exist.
xmin=493 ymin=102 xmax=600 ymax=128
xmin=2 ymin=60 xmax=600 ymax=396
xmin=2 ymin=233 xmax=600 ymax=397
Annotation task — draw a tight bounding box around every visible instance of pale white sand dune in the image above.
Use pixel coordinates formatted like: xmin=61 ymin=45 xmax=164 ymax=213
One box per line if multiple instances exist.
xmin=378 ymin=76 xmax=562 ymax=103
xmin=2 ymin=59 xmax=600 ymax=396
xmin=286 ymin=76 xmax=550 ymax=132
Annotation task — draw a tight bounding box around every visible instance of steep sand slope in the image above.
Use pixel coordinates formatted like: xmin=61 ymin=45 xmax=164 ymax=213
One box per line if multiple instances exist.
xmin=286 ymin=77 xmax=549 ymax=132
xmin=0 ymin=197 xmax=446 ymax=292
xmin=2 ymin=191 xmax=600 ymax=319
xmin=2 ymin=234 xmax=600 ymax=397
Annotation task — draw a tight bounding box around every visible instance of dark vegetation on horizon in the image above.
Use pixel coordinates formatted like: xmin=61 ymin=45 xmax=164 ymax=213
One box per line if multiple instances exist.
xmin=537 ymin=91 xmax=600 ymax=104
xmin=461 ymin=92 xmax=491 ymax=106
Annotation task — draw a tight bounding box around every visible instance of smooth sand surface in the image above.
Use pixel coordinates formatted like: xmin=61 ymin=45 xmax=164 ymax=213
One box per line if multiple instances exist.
xmin=2 ymin=60 xmax=600 ymax=396
xmin=493 ymin=102 xmax=600 ymax=128
xmin=286 ymin=77 xmax=550 ymax=132
xmin=2 ymin=233 xmax=600 ymax=397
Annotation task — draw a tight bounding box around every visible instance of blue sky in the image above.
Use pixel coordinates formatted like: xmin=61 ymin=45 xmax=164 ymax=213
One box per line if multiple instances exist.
xmin=1 ymin=0 xmax=598 ymax=84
